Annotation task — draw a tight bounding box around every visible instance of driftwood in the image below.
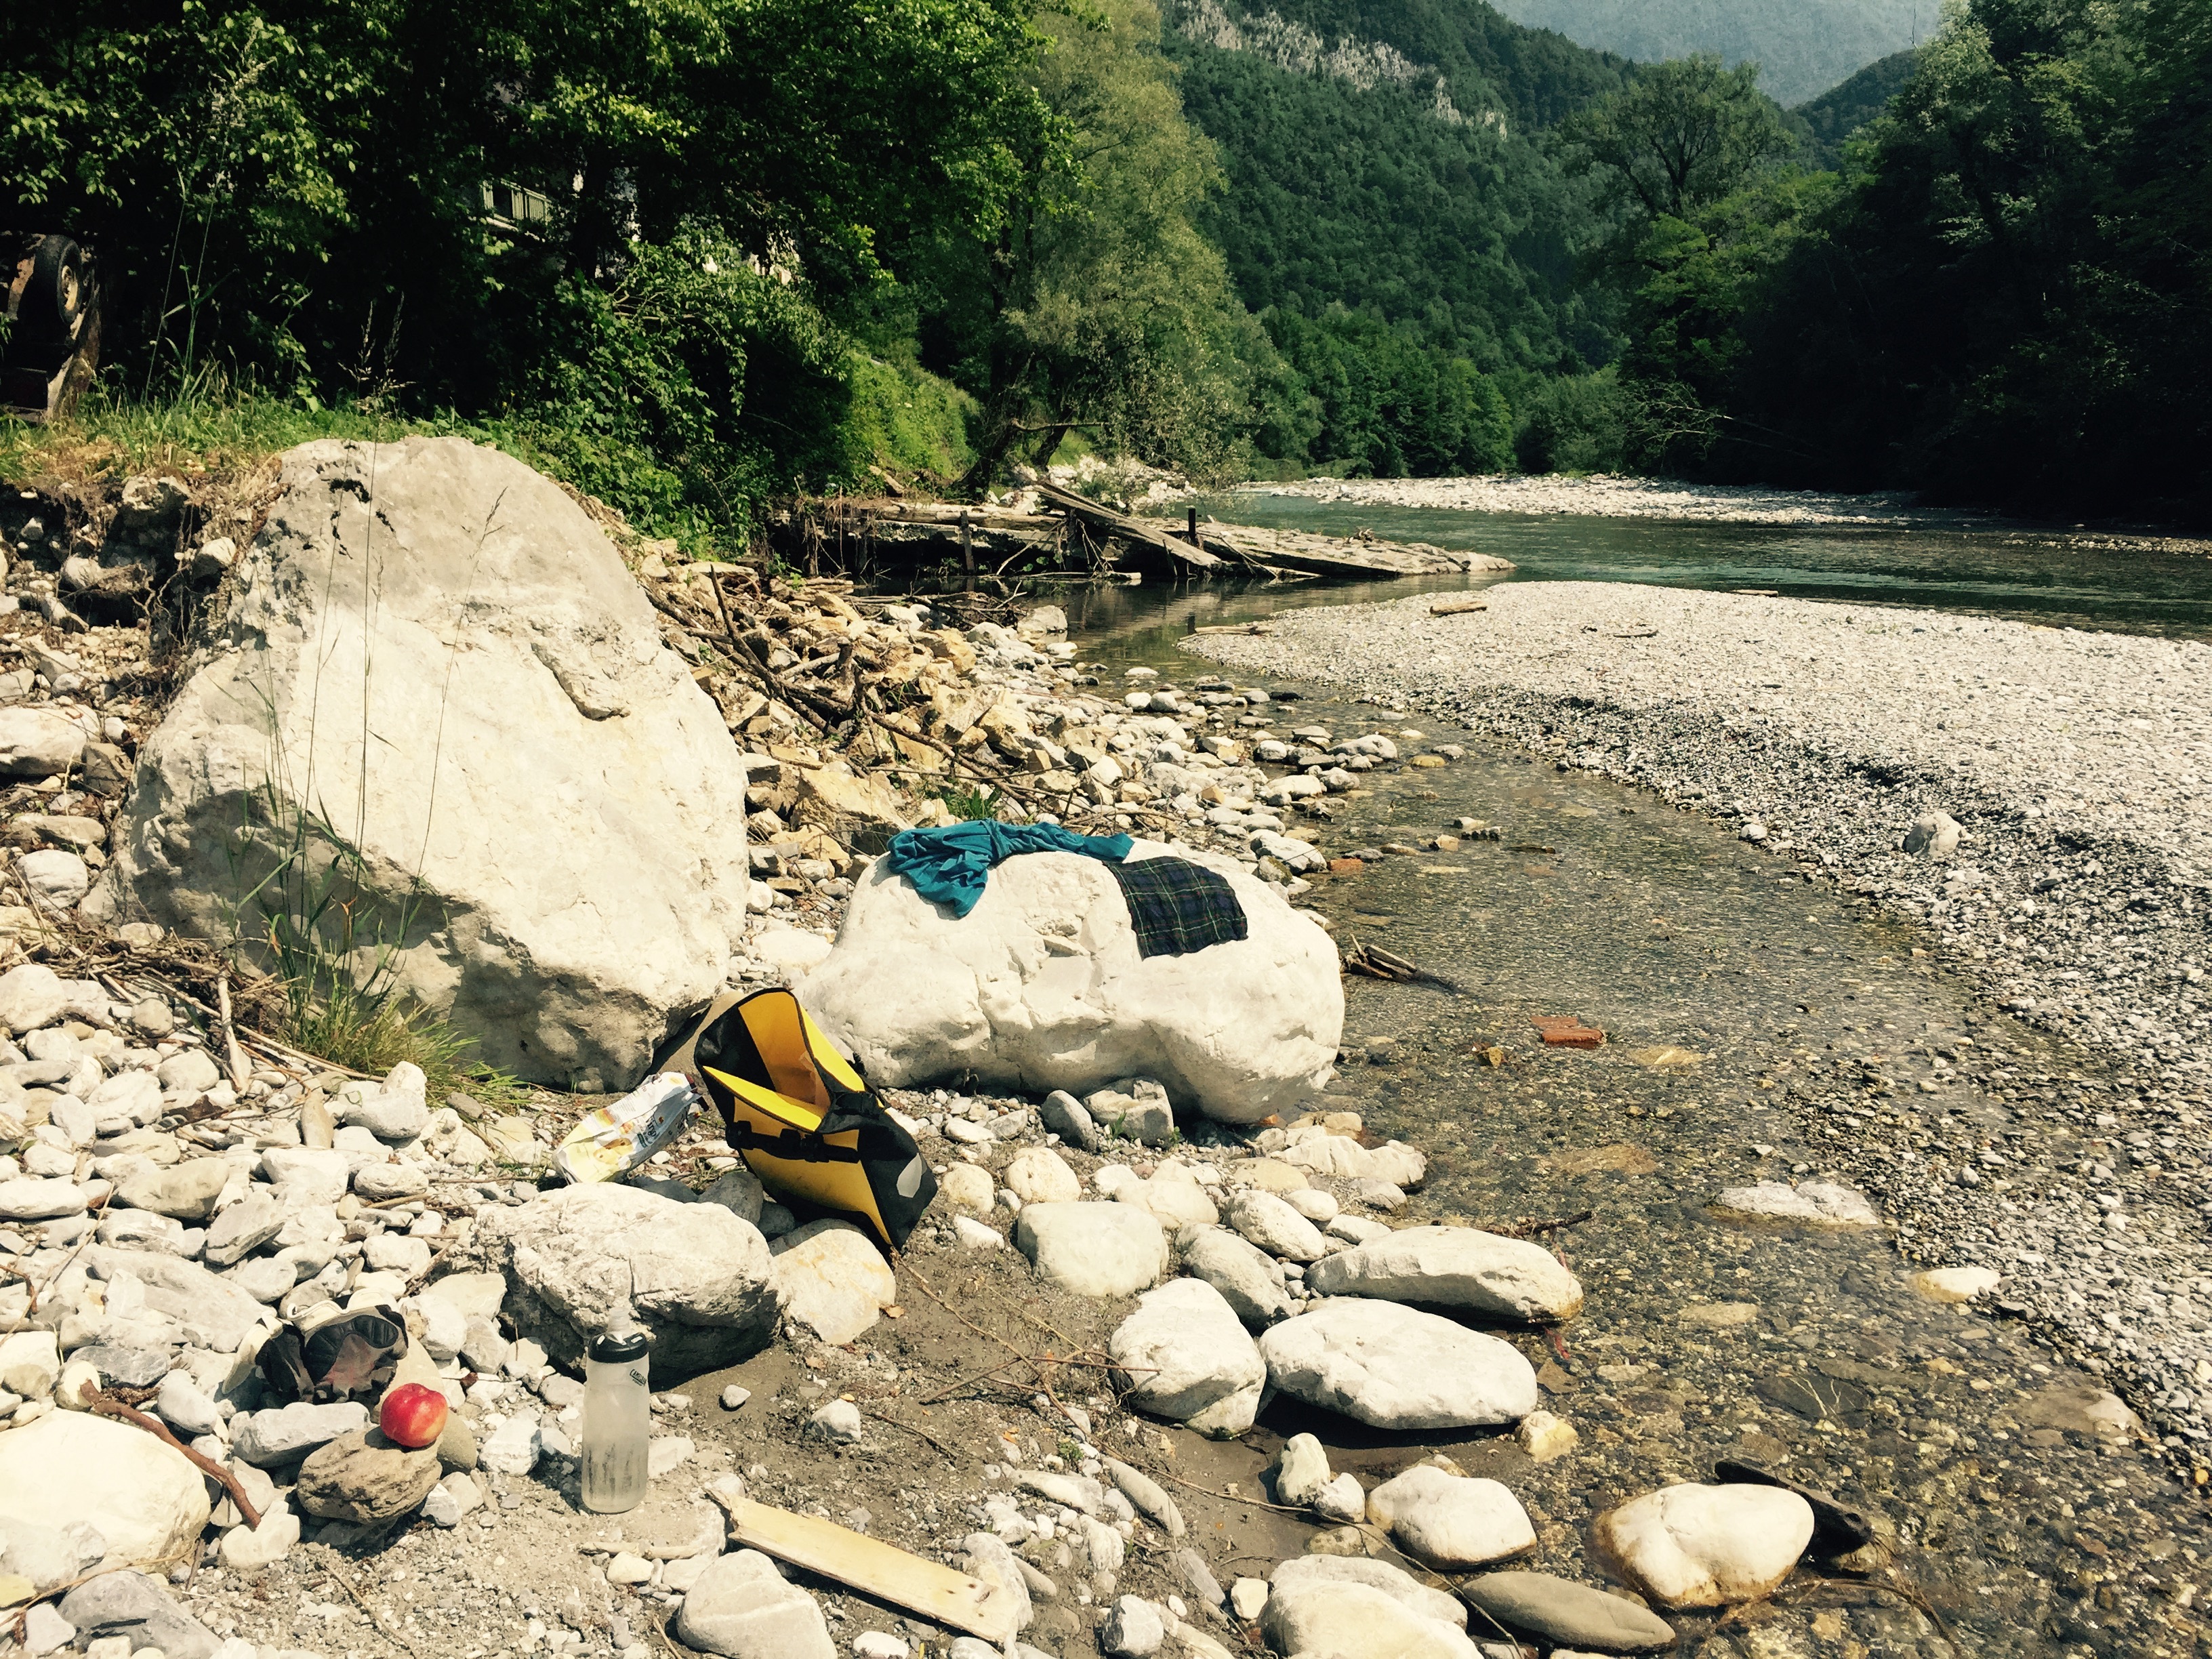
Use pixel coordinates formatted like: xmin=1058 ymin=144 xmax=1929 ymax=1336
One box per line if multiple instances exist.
xmin=1343 ymin=939 xmax=1462 ymax=991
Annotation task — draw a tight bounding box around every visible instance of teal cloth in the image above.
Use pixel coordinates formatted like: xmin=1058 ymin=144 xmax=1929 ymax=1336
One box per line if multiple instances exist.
xmin=886 ymin=823 xmax=1134 ymax=918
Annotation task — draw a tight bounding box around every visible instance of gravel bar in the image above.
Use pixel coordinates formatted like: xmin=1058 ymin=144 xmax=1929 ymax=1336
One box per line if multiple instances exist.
xmin=1189 ymin=579 xmax=2212 ymax=1458
xmin=1240 ymin=472 xmax=1976 ymax=525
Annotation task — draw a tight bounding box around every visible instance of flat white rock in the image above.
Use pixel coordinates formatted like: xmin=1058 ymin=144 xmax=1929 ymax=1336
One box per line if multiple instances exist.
xmin=1224 ymin=1189 xmax=1330 ymax=1261
xmin=1257 ymin=1299 xmax=1538 ymax=1430
xmin=1305 ymin=1225 xmax=1582 ymax=1321
xmin=1261 ymin=1580 xmax=1479 ymax=1659
xmin=1713 ymin=1181 xmax=1879 ymax=1226
xmin=771 ymin=1220 xmax=896 ymax=1345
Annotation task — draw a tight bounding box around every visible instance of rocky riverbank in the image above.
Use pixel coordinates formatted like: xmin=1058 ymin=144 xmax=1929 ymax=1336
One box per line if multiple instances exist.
xmin=1237 ymin=474 xmax=1963 ymax=527
xmin=1187 ymin=581 xmax=2212 ymax=1470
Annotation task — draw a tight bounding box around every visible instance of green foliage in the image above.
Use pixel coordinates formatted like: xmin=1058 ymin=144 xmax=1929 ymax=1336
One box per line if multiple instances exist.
xmin=1267 ymin=310 xmax=1515 ymax=476
xmin=1593 ymin=0 xmax=2212 ymax=518
xmin=1560 ymin=55 xmax=1795 ymax=226
xmin=1509 ymin=367 xmax=1626 ymax=471
xmin=930 ymin=781 xmax=1006 ymax=821
xmin=840 ymin=354 xmax=979 ymax=485
xmin=926 ymin=0 xmax=1287 ymax=487
xmin=1787 ymin=47 xmax=1919 ymax=169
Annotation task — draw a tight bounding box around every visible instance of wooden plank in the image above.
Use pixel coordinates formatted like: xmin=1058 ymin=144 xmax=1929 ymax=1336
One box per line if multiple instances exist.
xmin=716 ymin=1494 xmax=1024 ymax=1643
xmin=1429 ymin=596 xmax=1488 ymax=615
xmin=1033 ymin=483 xmax=1224 ymax=572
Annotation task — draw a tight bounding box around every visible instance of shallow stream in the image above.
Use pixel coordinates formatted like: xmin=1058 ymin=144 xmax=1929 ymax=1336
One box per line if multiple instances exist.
xmin=1067 ymin=567 xmax=2210 ymax=1657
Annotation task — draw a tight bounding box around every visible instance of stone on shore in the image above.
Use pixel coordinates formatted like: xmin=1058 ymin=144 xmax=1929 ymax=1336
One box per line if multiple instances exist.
xmin=771 ymin=1220 xmax=897 ymax=1345
xmin=1003 ymin=1146 xmax=1082 ymax=1205
xmin=294 ymin=1429 xmax=444 ymax=1522
xmin=1366 ymin=1466 xmax=1536 ymax=1569
xmin=232 ymin=1401 xmax=371 ymax=1467
xmin=58 ymin=1571 xmax=222 ymax=1659
xmin=674 ymin=1549 xmax=836 ymax=1659
xmin=1257 ymin=1299 xmax=1538 ymax=1430
xmin=804 ymin=844 xmax=1343 ymax=1123
xmin=0 ymin=1412 xmax=211 ymax=1569
xmin=455 ymin=1181 xmax=778 ymax=1372
xmin=1107 ymin=1277 xmax=1267 ymax=1437
xmin=1269 ymin=1555 xmax=1467 ymax=1628
xmin=1223 ymin=1188 xmax=1330 ymax=1261
xmin=1015 ymin=1203 xmax=1167 ymax=1298
xmin=1305 ymin=1225 xmax=1583 ymax=1322
xmin=1593 ymin=1483 xmax=1815 ymax=1610
xmin=1261 ymin=1578 xmax=1480 ymax=1659
xmin=1457 ymin=1572 xmax=1675 ymax=1652
xmin=91 ymin=435 xmax=754 ymax=1092
xmin=1180 ymin=1225 xmax=1296 ymax=1327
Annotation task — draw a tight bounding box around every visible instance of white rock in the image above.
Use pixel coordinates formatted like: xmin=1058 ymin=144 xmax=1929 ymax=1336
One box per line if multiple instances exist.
xmin=92 ymin=436 xmax=754 ymax=1093
xmin=202 ymin=1189 xmax=286 ymax=1267
xmin=0 ymin=1178 xmax=87 ymax=1221
xmin=415 ymin=1294 xmax=468 ymax=1361
xmin=480 ymin=1417 xmax=544 ymax=1475
xmin=1271 ymin=1432 xmax=1333 ymax=1506
xmin=154 ymin=1370 xmax=222 ymax=1436
xmin=1904 ymin=810 xmax=1963 ymax=857
xmin=1284 ymin=1187 xmax=1338 ymax=1223
xmin=1107 ymin=1278 xmax=1266 ymax=1437
xmin=0 ymin=708 xmax=87 ymax=779
xmin=1713 ymin=1181 xmax=1879 ymax=1226
xmin=1261 ymin=1580 xmax=1479 ymax=1659
xmin=1229 ymin=1577 xmax=1269 ymax=1620
xmin=0 ymin=1328 xmax=60 ymax=1399
xmin=18 ymin=849 xmax=89 ymax=907
xmin=1180 ymin=1225 xmax=1296 ymax=1328
xmin=675 ymin=1549 xmax=836 ymax=1659
xmin=423 ymin=1471 xmax=484 ymax=1527
xmin=1102 ymin=1595 xmax=1165 ymax=1658
xmin=1015 ymin=1202 xmax=1167 ymax=1297
xmin=472 ymin=1181 xmax=779 ymax=1372
xmin=1002 ymin=1147 xmax=1081 ymax=1206
xmin=853 ymin=1633 xmax=909 ymax=1659
xmin=805 ymin=844 xmax=1342 ymax=1123
xmin=805 ymin=1399 xmax=864 ymax=1444
xmin=0 ymin=1410 xmax=211 ymax=1568
xmin=220 ymin=1500 xmax=302 ymax=1568
xmin=1269 ymin=1555 xmax=1467 ymax=1627
xmin=232 ymin=1400 xmax=369 ymax=1466
xmin=1593 ymin=1483 xmax=1815 ymax=1610
xmin=771 ymin=1220 xmax=896 ymax=1345
xmin=953 ymin=1215 xmax=1007 ymax=1250
xmin=1224 ymin=1189 xmax=1329 ymax=1261
xmin=0 ymin=964 xmax=96 ymax=1035
xmin=962 ymin=1531 xmax=1034 ymax=1632
xmin=1257 ymin=1299 xmax=1538 ymax=1430
xmin=1110 ymin=1166 xmax=1218 ymax=1230
xmin=1305 ymin=1225 xmax=1584 ymax=1322
xmin=938 ymin=1163 xmax=996 ymax=1213
xmin=259 ymin=1146 xmax=350 ymax=1207
xmin=1366 ymin=1466 xmax=1536 ymax=1569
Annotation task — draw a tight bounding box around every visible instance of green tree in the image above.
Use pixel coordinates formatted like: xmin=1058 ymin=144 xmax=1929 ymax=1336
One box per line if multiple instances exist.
xmin=937 ymin=0 xmax=1284 ymax=488
xmin=1561 ymin=55 xmax=1793 ymax=225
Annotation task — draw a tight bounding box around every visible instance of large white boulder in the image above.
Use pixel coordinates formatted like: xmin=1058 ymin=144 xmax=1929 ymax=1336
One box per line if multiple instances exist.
xmin=1015 ymin=1202 xmax=1168 ymax=1298
xmin=453 ymin=1182 xmax=779 ymax=1373
xmin=1261 ymin=1579 xmax=1479 ymax=1659
xmin=1107 ymin=1277 xmax=1266 ymax=1437
xmin=1366 ymin=1466 xmax=1536 ymax=1570
xmin=803 ymin=844 xmax=1341 ymax=1122
xmin=90 ymin=436 xmax=752 ymax=1092
xmin=1257 ymin=1299 xmax=1538 ymax=1431
xmin=1305 ymin=1226 xmax=1584 ymax=1322
xmin=0 ymin=1410 xmax=211 ymax=1569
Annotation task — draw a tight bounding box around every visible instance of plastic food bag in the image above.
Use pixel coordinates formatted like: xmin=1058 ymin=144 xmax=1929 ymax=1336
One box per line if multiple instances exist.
xmin=553 ymin=1073 xmax=699 ymax=1185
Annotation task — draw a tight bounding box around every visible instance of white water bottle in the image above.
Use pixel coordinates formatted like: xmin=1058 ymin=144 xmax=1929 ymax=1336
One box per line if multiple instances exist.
xmin=580 ymin=1323 xmax=652 ymax=1514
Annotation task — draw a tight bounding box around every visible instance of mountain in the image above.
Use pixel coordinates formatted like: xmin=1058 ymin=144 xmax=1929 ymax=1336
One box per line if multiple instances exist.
xmin=1481 ymin=0 xmax=1931 ymax=104
xmin=1788 ymin=47 xmax=1917 ymax=167
xmin=1160 ymin=0 xmax=1635 ymax=371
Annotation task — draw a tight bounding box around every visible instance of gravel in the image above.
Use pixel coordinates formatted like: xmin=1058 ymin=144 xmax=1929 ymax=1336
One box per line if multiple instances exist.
xmin=1189 ymin=579 xmax=2212 ymax=1460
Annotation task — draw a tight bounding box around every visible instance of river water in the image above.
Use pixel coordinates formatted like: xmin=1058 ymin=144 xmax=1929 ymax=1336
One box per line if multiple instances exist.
xmin=1061 ymin=508 xmax=2208 ymax=1657
xmin=1183 ymin=493 xmax=2212 ymax=640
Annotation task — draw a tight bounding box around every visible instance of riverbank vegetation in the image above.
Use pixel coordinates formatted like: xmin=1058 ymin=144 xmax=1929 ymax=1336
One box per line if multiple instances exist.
xmin=4 ymin=0 xmax=2206 ymax=531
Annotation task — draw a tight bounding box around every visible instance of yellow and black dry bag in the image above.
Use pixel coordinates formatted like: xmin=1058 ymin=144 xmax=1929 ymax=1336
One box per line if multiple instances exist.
xmin=688 ymin=988 xmax=936 ymax=1252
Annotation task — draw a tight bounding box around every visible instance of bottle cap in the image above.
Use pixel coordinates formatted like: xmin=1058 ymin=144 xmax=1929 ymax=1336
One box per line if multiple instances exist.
xmin=588 ymin=1326 xmax=653 ymax=1363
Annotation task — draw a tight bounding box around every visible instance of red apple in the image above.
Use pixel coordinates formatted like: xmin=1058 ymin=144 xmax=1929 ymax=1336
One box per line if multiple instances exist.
xmin=380 ymin=1382 xmax=449 ymax=1450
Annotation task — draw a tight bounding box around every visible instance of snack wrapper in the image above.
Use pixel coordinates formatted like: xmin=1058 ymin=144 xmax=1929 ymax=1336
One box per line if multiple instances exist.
xmin=552 ymin=1072 xmax=699 ymax=1185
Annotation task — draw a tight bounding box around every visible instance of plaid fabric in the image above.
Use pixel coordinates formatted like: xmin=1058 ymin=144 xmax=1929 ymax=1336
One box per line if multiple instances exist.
xmin=1109 ymin=855 xmax=1249 ymax=959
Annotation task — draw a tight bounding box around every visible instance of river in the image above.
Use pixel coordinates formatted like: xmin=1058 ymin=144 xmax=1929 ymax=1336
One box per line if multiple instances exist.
xmin=1057 ymin=503 xmax=2208 ymax=1658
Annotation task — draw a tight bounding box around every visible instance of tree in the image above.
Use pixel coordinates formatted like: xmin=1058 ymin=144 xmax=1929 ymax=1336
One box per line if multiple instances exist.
xmin=937 ymin=0 xmax=1282 ymax=489
xmin=1561 ymin=56 xmax=1793 ymax=225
